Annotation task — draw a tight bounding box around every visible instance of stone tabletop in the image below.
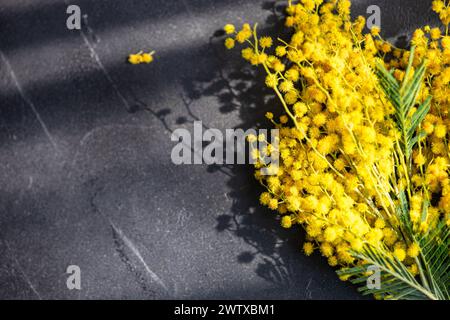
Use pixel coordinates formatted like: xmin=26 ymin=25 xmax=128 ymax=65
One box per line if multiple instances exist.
xmin=0 ymin=0 xmax=439 ymax=299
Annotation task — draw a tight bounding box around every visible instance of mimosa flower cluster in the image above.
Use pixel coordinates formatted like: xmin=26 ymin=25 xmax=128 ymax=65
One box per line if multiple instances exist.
xmin=128 ymin=51 xmax=155 ymax=64
xmin=224 ymin=0 xmax=450 ymax=299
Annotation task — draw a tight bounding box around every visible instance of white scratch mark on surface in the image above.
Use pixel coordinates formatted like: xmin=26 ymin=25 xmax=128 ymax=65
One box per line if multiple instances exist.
xmin=305 ymin=278 xmax=313 ymax=299
xmin=4 ymin=241 xmax=42 ymax=300
xmin=79 ymin=15 xmax=132 ymax=112
xmin=0 ymin=50 xmax=59 ymax=152
xmin=108 ymin=219 xmax=169 ymax=293
xmin=62 ymin=0 xmax=132 ymax=111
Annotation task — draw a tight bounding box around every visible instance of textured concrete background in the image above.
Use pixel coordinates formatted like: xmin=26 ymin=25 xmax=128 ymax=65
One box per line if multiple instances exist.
xmin=0 ymin=0 xmax=439 ymax=299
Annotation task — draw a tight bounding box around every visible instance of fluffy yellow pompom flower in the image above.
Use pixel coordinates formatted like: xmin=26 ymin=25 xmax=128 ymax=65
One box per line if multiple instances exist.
xmin=279 ymin=80 xmax=294 ymax=93
xmin=276 ymin=46 xmax=287 ymax=57
xmin=141 ymin=53 xmax=154 ymax=64
xmin=430 ymin=27 xmax=441 ymax=40
xmin=393 ymin=247 xmax=407 ymax=261
xmin=259 ymin=192 xmax=271 ymax=205
xmin=285 ymin=69 xmax=300 ymax=82
xmin=265 ymin=74 xmax=278 ymax=88
xmin=350 ymin=239 xmax=364 ymax=251
xmin=272 ymin=61 xmax=286 ymax=73
xmin=224 ymin=24 xmax=235 ymax=34
xmin=375 ymin=218 xmax=386 ymax=229
xmin=432 ymin=0 xmax=445 ymax=13
xmin=407 ymin=243 xmax=420 ymax=258
xmin=434 ymin=124 xmax=447 ymax=138
xmin=268 ymin=198 xmax=279 ymax=210
xmin=320 ymin=242 xmax=334 ymax=257
xmin=303 ymin=242 xmax=314 ymax=256
xmin=259 ymin=36 xmax=273 ymax=48
xmin=324 ymin=227 xmax=338 ymax=243
xmin=312 ymin=113 xmax=327 ymax=127
xmin=381 ymin=42 xmax=392 ymax=53
xmin=328 ymin=256 xmax=338 ymax=267
xmin=236 ymin=29 xmax=252 ymax=43
xmin=409 ymin=264 xmax=419 ymax=276
xmin=225 ymin=38 xmax=235 ymax=49
xmin=280 ymin=115 xmax=289 ymax=124
xmin=241 ymin=48 xmax=254 ymax=60
xmin=414 ymin=152 xmax=426 ymax=166
xmin=371 ymin=26 xmax=380 ymax=36
xmin=281 ymin=215 xmax=293 ymax=229
xmin=128 ymin=54 xmax=142 ymax=64
xmin=293 ymin=102 xmax=307 ymax=117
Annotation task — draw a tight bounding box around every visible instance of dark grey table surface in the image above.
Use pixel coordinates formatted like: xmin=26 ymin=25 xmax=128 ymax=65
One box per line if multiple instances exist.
xmin=0 ymin=0 xmax=439 ymax=299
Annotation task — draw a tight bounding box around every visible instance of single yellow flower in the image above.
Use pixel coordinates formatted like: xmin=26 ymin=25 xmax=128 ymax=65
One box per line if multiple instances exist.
xmin=281 ymin=215 xmax=292 ymax=228
xmin=141 ymin=52 xmax=154 ymax=64
xmin=371 ymin=26 xmax=380 ymax=36
xmin=407 ymin=243 xmax=420 ymax=258
xmin=303 ymin=242 xmax=314 ymax=256
xmin=223 ymin=24 xmax=235 ymax=34
xmin=224 ymin=38 xmax=235 ymax=49
xmin=128 ymin=54 xmax=142 ymax=64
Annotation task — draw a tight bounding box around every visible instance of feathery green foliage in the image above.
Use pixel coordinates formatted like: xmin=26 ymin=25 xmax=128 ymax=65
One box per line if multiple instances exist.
xmin=338 ymin=209 xmax=449 ymax=300
xmin=375 ymin=46 xmax=431 ymax=163
xmin=338 ymin=47 xmax=450 ymax=300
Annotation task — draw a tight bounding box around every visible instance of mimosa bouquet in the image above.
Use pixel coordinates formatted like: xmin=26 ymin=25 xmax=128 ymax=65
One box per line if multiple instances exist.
xmin=223 ymin=0 xmax=450 ymax=300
